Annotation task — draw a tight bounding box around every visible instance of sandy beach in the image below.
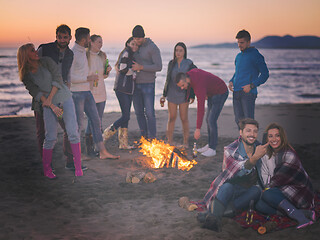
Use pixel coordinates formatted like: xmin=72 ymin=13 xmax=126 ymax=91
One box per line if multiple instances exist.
xmin=0 ymin=103 xmax=319 ymax=240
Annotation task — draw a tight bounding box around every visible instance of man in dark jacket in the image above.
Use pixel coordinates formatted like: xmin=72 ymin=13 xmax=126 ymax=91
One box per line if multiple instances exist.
xmin=37 ymin=24 xmax=87 ymax=171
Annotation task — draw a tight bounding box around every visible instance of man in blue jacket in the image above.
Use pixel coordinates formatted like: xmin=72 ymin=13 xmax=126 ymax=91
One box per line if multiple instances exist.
xmin=229 ymin=30 xmax=269 ymax=126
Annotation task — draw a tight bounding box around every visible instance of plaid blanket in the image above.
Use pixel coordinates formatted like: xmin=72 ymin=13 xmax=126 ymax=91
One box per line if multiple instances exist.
xmin=234 ymin=192 xmax=320 ymax=234
xmin=194 ymin=137 xmax=259 ymax=210
xmin=269 ymin=149 xmax=314 ymax=209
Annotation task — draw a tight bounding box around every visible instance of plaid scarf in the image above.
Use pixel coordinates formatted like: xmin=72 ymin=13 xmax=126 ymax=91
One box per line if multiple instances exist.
xmin=195 ymin=137 xmax=260 ymax=210
xmin=270 ymin=149 xmax=314 ymax=209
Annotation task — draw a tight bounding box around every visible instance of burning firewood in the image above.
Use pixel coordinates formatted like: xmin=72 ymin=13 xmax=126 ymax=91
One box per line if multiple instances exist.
xmin=137 ymin=137 xmax=197 ymax=171
xmin=178 ymin=197 xmax=198 ymax=211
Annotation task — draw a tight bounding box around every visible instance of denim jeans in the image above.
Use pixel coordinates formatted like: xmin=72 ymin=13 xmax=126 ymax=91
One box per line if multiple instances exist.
xmin=42 ymin=97 xmax=80 ymax=149
xmin=207 ymin=91 xmax=228 ymax=150
xmin=255 ymin=187 xmax=286 ymax=215
xmin=34 ymin=111 xmax=74 ymax=163
xmin=114 ymin=90 xmax=133 ymax=129
xmin=72 ymin=91 xmax=103 ymax=143
xmin=85 ymin=101 xmax=106 ymax=135
xmin=216 ymin=182 xmax=261 ymax=210
xmin=133 ymin=83 xmax=156 ymax=138
xmin=232 ymin=90 xmax=257 ymax=126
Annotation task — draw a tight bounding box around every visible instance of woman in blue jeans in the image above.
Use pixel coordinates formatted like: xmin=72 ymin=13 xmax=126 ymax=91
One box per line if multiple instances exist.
xmin=84 ymin=35 xmax=112 ymax=155
xmin=103 ymin=37 xmax=138 ymax=149
xmin=18 ymin=43 xmax=83 ymax=178
xmin=255 ymin=123 xmax=315 ymax=229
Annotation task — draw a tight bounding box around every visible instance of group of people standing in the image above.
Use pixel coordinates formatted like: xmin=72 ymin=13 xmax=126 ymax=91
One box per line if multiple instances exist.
xmin=16 ymin=24 xmax=315 ymax=232
xmin=16 ymin=24 xmax=271 ymax=177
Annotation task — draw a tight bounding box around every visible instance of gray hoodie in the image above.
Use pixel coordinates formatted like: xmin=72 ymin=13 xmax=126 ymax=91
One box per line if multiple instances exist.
xmin=134 ymin=38 xmax=162 ymax=84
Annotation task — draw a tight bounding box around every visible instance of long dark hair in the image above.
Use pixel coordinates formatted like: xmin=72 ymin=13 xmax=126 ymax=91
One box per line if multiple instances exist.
xmin=173 ymin=42 xmax=187 ymax=61
xmin=115 ymin=37 xmax=134 ymax=68
xmin=265 ymin=123 xmax=292 ymax=158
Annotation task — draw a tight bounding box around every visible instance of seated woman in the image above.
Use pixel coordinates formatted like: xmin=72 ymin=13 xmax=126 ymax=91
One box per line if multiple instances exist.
xmin=256 ymin=123 xmax=315 ymax=229
xmin=17 ymin=43 xmax=83 ymax=178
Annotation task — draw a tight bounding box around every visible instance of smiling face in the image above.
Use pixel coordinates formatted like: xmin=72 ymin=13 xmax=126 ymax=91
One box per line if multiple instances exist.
xmin=240 ymin=124 xmax=258 ymax=146
xmin=267 ymin=128 xmax=281 ymax=150
xmin=56 ymin=32 xmax=71 ymax=50
xmin=91 ymin=36 xmax=103 ymax=52
xmin=27 ymin=45 xmax=39 ymax=61
xmin=128 ymin=40 xmax=138 ymax=52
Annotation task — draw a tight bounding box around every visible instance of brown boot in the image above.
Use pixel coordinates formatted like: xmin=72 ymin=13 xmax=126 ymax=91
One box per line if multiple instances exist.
xmin=118 ymin=128 xmax=133 ymax=149
xmin=103 ymin=125 xmax=117 ymax=142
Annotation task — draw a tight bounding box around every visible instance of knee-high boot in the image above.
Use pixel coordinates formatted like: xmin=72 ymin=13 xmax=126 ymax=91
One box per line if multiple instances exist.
xmin=278 ymin=199 xmax=314 ymax=229
xmin=118 ymin=128 xmax=133 ymax=149
xmin=42 ymin=149 xmax=56 ymax=179
xmin=70 ymin=142 xmax=83 ymax=177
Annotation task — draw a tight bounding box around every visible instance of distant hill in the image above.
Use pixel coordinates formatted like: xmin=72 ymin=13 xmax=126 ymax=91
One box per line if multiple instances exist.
xmin=191 ymin=35 xmax=320 ymax=49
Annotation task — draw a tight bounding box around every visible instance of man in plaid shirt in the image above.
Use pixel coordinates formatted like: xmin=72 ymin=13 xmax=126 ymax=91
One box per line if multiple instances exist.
xmin=196 ymin=118 xmax=268 ymax=232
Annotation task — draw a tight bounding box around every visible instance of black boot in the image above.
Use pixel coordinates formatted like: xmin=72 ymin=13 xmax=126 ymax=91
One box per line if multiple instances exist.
xmin=197 ymin=199 xmax=226 ymax=232
xmin=85 ymin=134 xmax=98 ymax=157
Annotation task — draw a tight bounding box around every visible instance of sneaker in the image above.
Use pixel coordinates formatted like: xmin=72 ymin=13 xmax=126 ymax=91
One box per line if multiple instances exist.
xmin=197 ymin=144 xmax=209 ymax=153
xmin=201 ymin=148 xmax=216 ymax=157
xmin=65 ymin=163 xmax=88 ymax=171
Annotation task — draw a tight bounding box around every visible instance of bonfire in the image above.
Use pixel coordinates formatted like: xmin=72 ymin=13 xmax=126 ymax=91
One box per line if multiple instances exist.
xmin=138 ymin=137 xmax=197 ymax=171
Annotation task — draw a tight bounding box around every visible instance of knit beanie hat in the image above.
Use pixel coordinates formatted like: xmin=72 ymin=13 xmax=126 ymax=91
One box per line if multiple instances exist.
xmin=132 ymin=25 xmax=145 ymax=38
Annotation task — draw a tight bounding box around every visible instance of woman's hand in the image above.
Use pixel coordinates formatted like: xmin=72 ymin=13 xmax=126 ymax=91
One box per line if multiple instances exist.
xmin=189 ymin=98 xmax=194 ymax=104
xmin=42 ymin=97 xmax=52 ymax=108
xmin=104 ymin=65 xmax=112 ymax=78
xmin=160 ymin=96 xmax=165 ymax=107
xmin=87 ymin=74 xmax=98 ymax=82
xmin=50 ymin=104 xmax=63 ymax=118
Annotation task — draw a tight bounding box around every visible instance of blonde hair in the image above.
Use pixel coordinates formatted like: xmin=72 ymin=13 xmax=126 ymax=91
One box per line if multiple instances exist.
xmin=17 ymin=43 xmax=34 ymax=81
xmin=86 ymin=35 xmax=106 ymax=68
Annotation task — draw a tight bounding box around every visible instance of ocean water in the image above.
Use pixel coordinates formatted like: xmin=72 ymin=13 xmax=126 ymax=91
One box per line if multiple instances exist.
xmin=1 ymin=47 xmax=320 ymax=116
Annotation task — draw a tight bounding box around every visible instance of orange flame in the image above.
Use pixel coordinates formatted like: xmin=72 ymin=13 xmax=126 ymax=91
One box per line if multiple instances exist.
xmin=138 ymin=137 xmax=197 ymax=171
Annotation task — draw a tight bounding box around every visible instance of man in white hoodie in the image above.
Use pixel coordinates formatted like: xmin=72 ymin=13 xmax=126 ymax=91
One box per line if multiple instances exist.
xmin=70 ymin=27 xmax=118 ymax=159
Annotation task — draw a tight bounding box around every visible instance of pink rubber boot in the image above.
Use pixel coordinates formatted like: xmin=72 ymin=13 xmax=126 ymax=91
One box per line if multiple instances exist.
xmin=70 ymin=142 xmax=83 ymax=177
xmin=42 ymin=149 xmax=56 ymax=179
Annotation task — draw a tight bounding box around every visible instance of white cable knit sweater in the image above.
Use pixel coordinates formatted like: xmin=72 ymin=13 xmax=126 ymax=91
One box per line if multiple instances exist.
xmin=70 ymin=43 xmax=90 ymax=92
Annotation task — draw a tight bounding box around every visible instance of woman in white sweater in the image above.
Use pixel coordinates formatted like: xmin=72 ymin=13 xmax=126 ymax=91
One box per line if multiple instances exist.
xmin=85 ymin=35 xmax=111 ymax=155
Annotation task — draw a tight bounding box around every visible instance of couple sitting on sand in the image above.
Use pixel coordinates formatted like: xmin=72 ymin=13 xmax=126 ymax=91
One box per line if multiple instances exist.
xmin=183 ymin=118 xmax=315 ymax=232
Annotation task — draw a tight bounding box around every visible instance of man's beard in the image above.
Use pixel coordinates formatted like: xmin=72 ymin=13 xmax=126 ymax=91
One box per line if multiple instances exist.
xmin=57 ymin=42 xmax=68 ymax=49
xmin=242 ymin=137 xmax=256 ymax=146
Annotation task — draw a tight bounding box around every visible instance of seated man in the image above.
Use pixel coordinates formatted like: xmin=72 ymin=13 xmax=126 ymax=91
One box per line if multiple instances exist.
xmin=196 ymin=118 xmax=268 ymax=232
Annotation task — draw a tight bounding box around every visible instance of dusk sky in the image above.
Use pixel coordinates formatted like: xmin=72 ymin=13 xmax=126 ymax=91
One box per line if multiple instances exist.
xmin=1 ymin=0 xmax=319 ymax=48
